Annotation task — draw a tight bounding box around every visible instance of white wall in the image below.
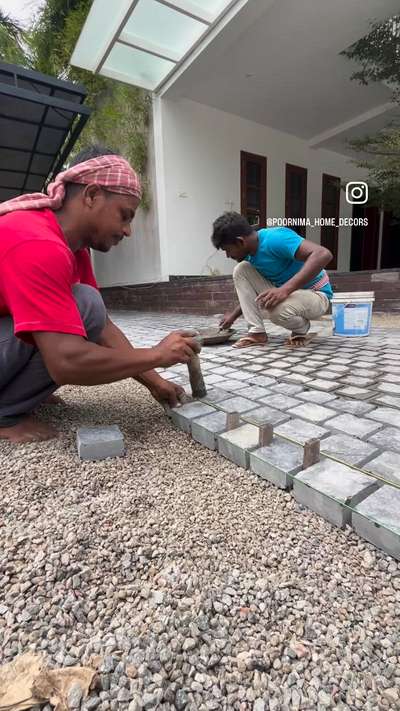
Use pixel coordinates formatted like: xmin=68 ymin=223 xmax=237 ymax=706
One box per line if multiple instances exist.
xmin=92 ymin=113 xmax=163 ymax=288
xmin=160 ymin=98 xmax=367 ymax=275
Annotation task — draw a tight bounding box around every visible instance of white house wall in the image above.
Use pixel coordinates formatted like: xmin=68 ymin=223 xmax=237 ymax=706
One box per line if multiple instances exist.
xmin=160 ymin=98 xmax=367 ymax=276
xmin=92 ymin=113 xmax=163 ymax=288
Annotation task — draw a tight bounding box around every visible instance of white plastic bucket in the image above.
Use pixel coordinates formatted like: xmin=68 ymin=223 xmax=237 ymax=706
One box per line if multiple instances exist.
xmin=332 ymin=291 xmax=375 ymax=337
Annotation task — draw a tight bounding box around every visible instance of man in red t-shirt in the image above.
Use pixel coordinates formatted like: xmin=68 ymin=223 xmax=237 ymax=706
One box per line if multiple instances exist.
xmin=0 ymin=147 xmax=198 ymax=444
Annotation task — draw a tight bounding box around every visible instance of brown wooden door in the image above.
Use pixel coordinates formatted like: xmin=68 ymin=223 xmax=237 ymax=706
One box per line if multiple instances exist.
xmin=350 ymin=205 xmax=380 ymax=270
xmin=285 ymin=163 xmax=307 ymax=238
xmin=320 ymin=173 xmax=340 ymax=269
xmin=240 ymin=151 xmax=266 ymax=228
xmin=381 ymin=211 xmax=400 ymax=268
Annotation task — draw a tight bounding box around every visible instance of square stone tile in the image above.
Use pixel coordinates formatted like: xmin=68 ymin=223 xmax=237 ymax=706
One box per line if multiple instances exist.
xmin=291 ymin=365 xmax=315 ymax=375
xmin=366 ymin=407 xmax=400 ymax=429
xmin=370 ymin=426 xmax=400 ymax=454
xmin=217 ymin=396 xmax=258 ymax=414
xmin=288 ymin=403 xmax=337 ymax=424
xmin=307 ymin=378 xmax=340 ymax=392
xmin=336 ymin=386 xmax=373 ymax=400
xmin=250 ymin=439 xmax=303 ymax=489
xmin=237 ymin=386 xmax=273 ymax=400
xmin=329 ymin=397 xmax=375 ymax=416
xmin=259 ymin=394 xmax=302 ymax=411
xmin=282 ymin=373 xmax=312 ymax=385
xmin=265 ymin=368 xmax=289 ymax=378
xmin=242 ymin=406 xmax=290 ymax=426
xmin=216 ymin=379 xmax=248 ymax=392
xmin=204 ymin=374 xmax=226 ymax=386
xmin=327 ymin=413 xmax=382 ymax=439
xmin=218 ymin=423 xmax=260 ymax=468
xmin=373 ymin=395 xmax=400 ymax=410
xmin=249 ymin=375 xmax=277 ymax=388
xmin=314 ymin=369 xmax=344 ymax=381
xmin=294 ymin=460 xmax=379 ymax=528
xmin=242 ymin=364 xmax=265 ymax=372
xmin=170 ymin=402 xmax=215 ymax=434
xmin=192 ymin=410 xmax=229 ymax=450
xmin=275 ymin=418 xmax=330 ymax=445
xmin=320 ymin=434 xmax=378 ymax=467
xmin=230 ymin=370 xmax=254 ymax=381
xmin=270 ymin=383 xmax=305 ymax=396
xmin=297 ymin=390 xmax=337 ymax=404
xmin=352 ymin=486 xmax=400 ymax=561
xmin=341 ymin=376 xmax=376 ymax=388
xmin=200 ymin=387 xmax=234 ymax=405
xmin=378 ymin=382 xmax=400 ymax=395
xmin=364 ymin=451 xmax=400 ymax=486
xmin=323 ymin=365 xmax=350 ymax=374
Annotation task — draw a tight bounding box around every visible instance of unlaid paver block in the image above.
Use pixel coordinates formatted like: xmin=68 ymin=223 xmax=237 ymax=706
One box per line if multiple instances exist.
xmin=364 ymin=451 xmax=400 ymax=486
xmin=307 ymin=378 xmax=340 ymax=392
xmin=242 ymin=405 xmax=290 ymax=427
xmin=293 ymin=460 xmax=379 ymax=528
xmin=170 ymin=401 xmax=215 ymax=433
xmin=275 ymin=418 xmax=329 ymax=446
xmin=250 ymin=439 xmax=303 ymax=489
xmin=77 ymin=426 xmax=125 ymax=461
xmin=320 ymin=434 xmax=378 ymax=467
xmin=327 ymin=413 xmax=382 ymax=439
xmin=352 ymin=486 xmax=400 ymax=561
xmin=370 ymin=427 xmax=400 ymax=454
xmin=192 ymin=410 xmax=229 ymax=451
xmin=217 ymin=423 xmax=260 ymax=468
xmin=288 ymin=403 xmax=336 ymax=424
xmin=297 ymin=390 xmax=337 ymax=404
xmin=366 ymin=407 xmax=400 ymax=429
xmin=329 ymin=397 xmax=375 ymax=416
xmin=258 ymin=394 xmax=302 ymax=410
xmin=270 ymin=383 xmax=304 ymax=396
xmin=217 ymin=396 xmax=257 ymax=414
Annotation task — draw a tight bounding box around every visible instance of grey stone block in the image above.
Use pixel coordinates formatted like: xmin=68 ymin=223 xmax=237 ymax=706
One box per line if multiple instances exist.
xmin=250 ymin=439 xmax=303 ymax=489
xmin=192 ymin=411 xmax=229 ymax=451
xmin=213 ymin=379 xmax=248 ymax=392
xmin=364 ymin=451 xmax=400 ymax=486
xmin=242 ymin=405 xmax=290 ymax=426
xmin=238 ymin=386 xmax=273 ymax=400
xmin=77 ymin=426 xmax=125 ymax=461
xmin=294 ymin=460 xmax=379 ymax=528
xmin=341 ymin=376 xmax=376 ymax=388
xmin=199 ymin=387 xmax=233 ymax=405
xmin=366 ymin=407 xmax=400 ymax=429
xmin=378 ymin=382 xmax=400 ymax=395
xmin=373 ymin=394 xmax=400 ymax=410
xmin=329 ymin=397 xmax=375 ymax=416
xmin=307 ymin=378 xmax=340 ymax=392
xmin=249 ymin=375 xmax=277 ymax=388
xmin=170 ymin=402 xmax=215 ymax=433
xmin=288 ymin=403 xmax=336 ymax=424
xmin=313 ymin=369 xmax=344 ymax=381
xmin=352 ymin=486 xmax=400 ymax=561
xmin=270 ymin=383 xmax=304 ymax=396
xmin=275 ymin=418 xmax=329 ymax=445
xmin=370 ymin=427 xmax=400 ymax=454
xmin=218 ymin=396 xmax=257 ymax=414
xmin=297 ymin=390 xmax=337 ymax=404
xmin=327 ymin=413 xmax=382 ymax=439
xmin=320 ymin=434 xmax=378 ymax=467
xmin=258 ymin=394 xmax=302 ymax=410
xmin=282 ymin=373 xmax=312 ymax=385
xmin=217 ymin=423 xmax=260 ymax=468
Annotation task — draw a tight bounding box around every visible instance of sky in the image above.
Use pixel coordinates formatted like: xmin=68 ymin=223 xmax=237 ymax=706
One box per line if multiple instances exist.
xmin=0 ymin=0 xmax=44 ymax=27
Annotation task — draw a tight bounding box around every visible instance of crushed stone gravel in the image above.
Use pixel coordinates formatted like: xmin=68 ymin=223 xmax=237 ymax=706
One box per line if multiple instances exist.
xmin=0 ymin=381 xmax=400 ymax=711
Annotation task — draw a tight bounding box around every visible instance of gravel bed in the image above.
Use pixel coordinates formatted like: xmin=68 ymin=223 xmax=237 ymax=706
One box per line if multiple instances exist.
xmin=0 ymin=381 xmax=399 ymax=711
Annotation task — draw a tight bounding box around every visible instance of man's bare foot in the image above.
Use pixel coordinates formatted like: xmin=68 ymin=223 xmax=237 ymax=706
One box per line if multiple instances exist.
xmin=233 ymin=334 xmax=268 ymax=349
xmin=0 ymin=416 xmax=59 ymax=443
xmin=43 ymin=393 xmax=64 ymax=406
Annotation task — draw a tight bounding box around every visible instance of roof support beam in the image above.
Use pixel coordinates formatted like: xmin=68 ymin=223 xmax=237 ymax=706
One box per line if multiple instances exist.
xmin=118 ymin=32 xmax=180 ymax=62
xmin=309 ymin=102 xmax=394 ymax=148
xmin=154 ymin=0 xmax=212 ymax=24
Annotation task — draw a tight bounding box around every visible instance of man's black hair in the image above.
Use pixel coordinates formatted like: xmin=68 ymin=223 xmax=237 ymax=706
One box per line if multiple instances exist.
xmin=211 ymin=212 xmax=253 ymax=249
xmin=68 ymin=144 xmax=120 ymax=168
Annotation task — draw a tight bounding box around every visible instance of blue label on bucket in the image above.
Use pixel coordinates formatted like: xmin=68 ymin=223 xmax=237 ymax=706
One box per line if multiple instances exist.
xmin=332 ymin=302 xmax=372 ymax=337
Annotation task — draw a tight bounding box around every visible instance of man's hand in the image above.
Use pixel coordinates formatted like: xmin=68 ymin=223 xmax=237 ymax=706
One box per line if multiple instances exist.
xmin=153 ymin=331 xmax=200 ymax=368
xmin=219 ymin=312 xmax=236 ymax=330
xmin=256 ymin=286 xmax=291 ymax=309
xmin=148 ymin=379 xmax=186 ymax=408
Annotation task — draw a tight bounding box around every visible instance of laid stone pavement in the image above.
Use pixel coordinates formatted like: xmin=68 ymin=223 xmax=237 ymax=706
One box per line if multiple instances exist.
xmin=111 ymin=310 xmax=400 ymax=561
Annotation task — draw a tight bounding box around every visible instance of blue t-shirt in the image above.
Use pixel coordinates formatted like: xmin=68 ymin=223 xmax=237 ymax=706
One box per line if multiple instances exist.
xmin=246 ymin=227 xmax=333 ymax=300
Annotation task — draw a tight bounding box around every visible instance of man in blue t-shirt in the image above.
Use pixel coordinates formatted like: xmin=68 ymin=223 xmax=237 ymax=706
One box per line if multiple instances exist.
xmin=211 ymin=212 xmax=333 ymax=347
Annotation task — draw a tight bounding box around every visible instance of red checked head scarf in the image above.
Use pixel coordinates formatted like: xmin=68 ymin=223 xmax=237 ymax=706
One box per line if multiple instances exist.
xmin=0 ymin=154 xmax=142 ymax=216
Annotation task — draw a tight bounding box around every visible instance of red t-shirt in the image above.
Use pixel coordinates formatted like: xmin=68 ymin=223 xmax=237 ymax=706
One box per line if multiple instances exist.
xmin=0 ymin=208 xmax=98 ymax=341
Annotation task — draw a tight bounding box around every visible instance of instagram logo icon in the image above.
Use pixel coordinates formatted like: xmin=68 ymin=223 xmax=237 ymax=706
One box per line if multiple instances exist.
xmin=346 ymin=181 xmax=368 ymax=205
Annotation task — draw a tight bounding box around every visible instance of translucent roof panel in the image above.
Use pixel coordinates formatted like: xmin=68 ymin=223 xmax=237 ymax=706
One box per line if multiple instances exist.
xmin=71 ymin=0 xmax=244 ymax=92
xmin=102 ymin=43 xmax=175 ymax=90
xmin=123 ymin=0 xmax=206 ymax=58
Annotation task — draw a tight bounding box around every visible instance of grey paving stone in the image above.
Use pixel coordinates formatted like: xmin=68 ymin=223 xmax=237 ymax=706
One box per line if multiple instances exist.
xmin=314 ymin=369 xmax=344 ymax=381
xmin=242 ymin=405 xmax=290 ymax=427
xmin=275 ymin=418 xmax=329 ymax=445
xmin=377 ymin=382 xmax=400 ymax=395
xmin=191 ymin=411 xmax=229 ymax=451
xmin=381 ymin=373 xmax=400 ymax=383
xmin=258 ymin=394 xmax=302 ymax=411
xmin=288 ymin=403 xmax=337 ymax=424
xmin=242 ymin=364 xmax=264 ymax=372
xmin=217 ymin=396 xmax=258 ymax=414
xmin=364 ymin=451 xmax=400 ymax=486
xmin=265 ymin=368 xmax=289 ymax=378
xmin=214 ymin=379 xmax=248 ymax=392
xmin=366 ymin=407 xmax=400 ymax=429
xmin=323 ymin=364 xmax=350 ymax=374
xmin=307 ymin=378 xmax=340 ymax=392
xmin=217 ymin=423 xmax=259 ymax=468
xmin=351 ymin=369 xmax=380 ymax=379
xmin=200 ymin=387 xmax=233 ymax=405
xmin=237 ymin=385 xmax=273 ymax=400
xmin=250 ymin=439 xmax=303 ymax=489
xmin=370 ymin=426 xmax=400 ymax=454
xmin=373 ymin=394 xmax=400 ymax=410
xmin=77 ymin=426 xmax=125 ymax=461
xmin=204 ymin=374 xmax=226 ymax=385
xmin=249 ymin=375 xmax=277 ymax=388
xmin=340 ymin=376 xmax=376 ymax=387
xmin=297 ymin=390 xmax=337 ymax=404
xmin=170 ymin=401 xmax=215 ymax=433
xmin=320 ymin=434 xmax=378 ymax=467
xmin=327 ymin=413 xmax=382 ymax=439
xmin=282 ymin=373 xmax=312 ymax=385
xmin=229 ymin=370 xmax=254 ymax=381
xmin=291 ymin=365 xmax=315 ymax=375
xmin=269 ymin=360 xmax=292 ymax=369
xmin=329 ymin=397 xmax=375 ymax=415
xmin=352 ymin=486 xmax=400 ymax=561
xmin=336 ymin=386 xmax=374 ymax=400
xmin=293 ymin=460 xmax=379 ymax=528
xmin=270 ymin=383 xmax=304 ymax=396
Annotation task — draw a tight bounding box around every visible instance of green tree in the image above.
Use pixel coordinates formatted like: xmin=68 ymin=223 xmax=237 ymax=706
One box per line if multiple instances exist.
xmin=342 ymin=16 xmax=400 ymax=213
xmin=0 ymin=9 xmax=30 ymax=65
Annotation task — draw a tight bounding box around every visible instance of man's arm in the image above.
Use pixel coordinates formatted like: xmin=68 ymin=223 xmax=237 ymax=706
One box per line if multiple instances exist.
xmin=99 ymin=316 xmax=163 ymax=387
xmin=33 ymin=327 xmax=198 ymax=387
xmin=256 ymin=240 xmax=332 ymax=309
xmin=219 ymin=304 xmax=242 ymax=330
